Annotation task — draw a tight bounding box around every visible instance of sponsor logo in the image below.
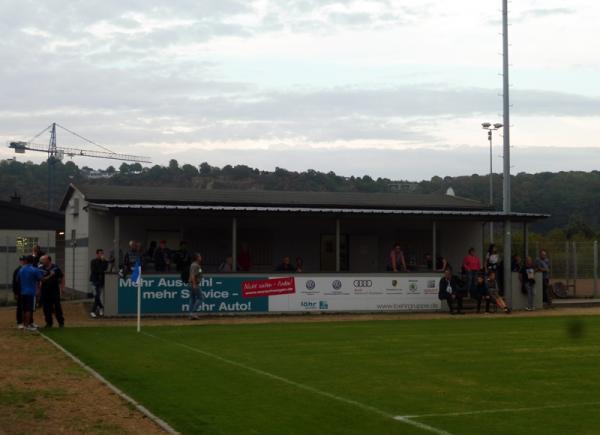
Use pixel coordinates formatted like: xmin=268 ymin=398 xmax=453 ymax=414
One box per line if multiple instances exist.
xmin=353 ymin=279 xmax=373 ymax=288
xmin=427 ymin=280 xmax=436 ymax=288
xmin=305 ymin=279 xmax=316 ymax=290
xmin=319 ymin=300 xmax=329 ymax=309
xmin=332 ymin=280 xmax=342 ymax=290
xmin=391 ymin=280 xmax=398 ymax=287
xmin=300 ymin=301 xmax=317 ymax=309
xmin=408 ymin=282 xmax=419 ymax=294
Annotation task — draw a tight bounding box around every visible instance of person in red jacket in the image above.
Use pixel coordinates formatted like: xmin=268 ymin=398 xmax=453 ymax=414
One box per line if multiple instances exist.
xmin=462 ymin=247 xmax=481 ymax=298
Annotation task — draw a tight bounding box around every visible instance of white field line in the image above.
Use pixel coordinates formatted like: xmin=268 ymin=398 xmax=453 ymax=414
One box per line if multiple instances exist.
xmin=397 ymin=401 xmax=600 ymax=420
xmin=143 ymin=331 xmax=451 ymax=435
xmin=40 ymin=333 xmax=179 ymax=435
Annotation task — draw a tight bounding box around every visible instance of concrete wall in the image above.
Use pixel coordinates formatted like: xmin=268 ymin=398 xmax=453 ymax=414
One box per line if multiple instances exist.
xmin=438 ymin=220 xmax=484 ymax=272
xmin=64 ymin=190 xmax=90 ymax=293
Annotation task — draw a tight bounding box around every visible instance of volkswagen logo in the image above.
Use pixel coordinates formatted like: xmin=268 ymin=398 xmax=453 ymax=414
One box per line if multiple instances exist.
xmin=353 ymin=279 xmax=372 ymax=288
xmin=332 ymin=280 xmax=342 ymax=290
xmin=306 ymin=280 xmax=316 ymax=290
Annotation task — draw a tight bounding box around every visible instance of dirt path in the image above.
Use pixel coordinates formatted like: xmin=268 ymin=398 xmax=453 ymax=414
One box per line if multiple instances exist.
xmin=1 ymin=301 xmax=599 ymax=434
xmin=0 ymin=305 xmax=165 ymax=435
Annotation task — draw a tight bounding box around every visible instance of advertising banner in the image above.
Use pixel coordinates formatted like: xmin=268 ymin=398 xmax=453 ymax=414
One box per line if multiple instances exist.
xmin=117 ymin=275 xmax=268 ymax=314
xmin=117 ymin=274 xmax=440 ymax=315
xmin=242 ymin=277 xmax=296 ymax=298
xmin=267 ymin=276 xmax=441 ymax=312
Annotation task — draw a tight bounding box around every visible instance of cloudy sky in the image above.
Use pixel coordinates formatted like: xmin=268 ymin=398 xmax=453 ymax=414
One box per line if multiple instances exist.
xmin=1 ymin=0 xmax=599 ymax=180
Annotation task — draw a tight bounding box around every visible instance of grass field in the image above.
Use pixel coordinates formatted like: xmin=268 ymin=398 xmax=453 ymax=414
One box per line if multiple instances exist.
xmin=45 ymin=316 xmax=600 ymax=435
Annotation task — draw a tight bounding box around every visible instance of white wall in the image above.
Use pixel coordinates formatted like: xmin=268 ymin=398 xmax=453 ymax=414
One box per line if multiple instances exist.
xmin=64 ymin=189 xmax=90 ymax=293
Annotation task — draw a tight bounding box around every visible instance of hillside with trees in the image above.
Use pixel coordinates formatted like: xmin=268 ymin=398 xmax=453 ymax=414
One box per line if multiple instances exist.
xmin=0 ymin=158 xmax=598 ymax=236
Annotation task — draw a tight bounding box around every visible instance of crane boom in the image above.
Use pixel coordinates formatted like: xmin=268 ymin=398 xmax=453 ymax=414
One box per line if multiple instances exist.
xmin=7 ymin=122 xmax=153 ymax=210
xmin=9 ymin=141 xmax=151 ymax=163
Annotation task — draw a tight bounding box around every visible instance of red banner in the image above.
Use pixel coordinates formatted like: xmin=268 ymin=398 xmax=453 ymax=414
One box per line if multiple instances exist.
xmin=242 ymin=277 xmax=296 ymax=298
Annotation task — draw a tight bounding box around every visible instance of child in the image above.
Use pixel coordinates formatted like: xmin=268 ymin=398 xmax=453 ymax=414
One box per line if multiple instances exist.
xmin=474 ymin=273 xmax=492 ymax=313
xmin=487 ymin=271 xmax=511 ymax=314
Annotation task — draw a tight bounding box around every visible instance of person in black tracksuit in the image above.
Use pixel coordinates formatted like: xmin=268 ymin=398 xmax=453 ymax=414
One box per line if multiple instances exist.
xmin=438 ymin=268 xmax=465 ymax=314
xmin=39 ymin=255 xmax=65 ymax=328
xmin=89 ymin=249 xmax=108 ymax=317
xmin=12 ymin=256 xmax=26 ymax=327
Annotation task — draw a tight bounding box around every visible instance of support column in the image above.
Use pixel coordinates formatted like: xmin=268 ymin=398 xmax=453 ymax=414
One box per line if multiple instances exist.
xmin=114 ymin=215 xmax=120 ymax=269
xmin=432 ymin=221 xmax=437 ymax=271
xmin=523 ymin=222 xmax=529 ymax=258
xmin=503 ymin=220 xmax=512 ymax=309
xmin=335 ymin=218 xmax=340 ymax=272
xmin=232 ymin=217 xmax=237 ymax=272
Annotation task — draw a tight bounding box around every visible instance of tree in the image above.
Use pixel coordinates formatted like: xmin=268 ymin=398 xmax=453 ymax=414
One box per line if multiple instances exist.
xmin=119 ymin=163 xmax=130 ymax=173
xmin=168 ymin=159 xmax=179 ymax=170
xmin=106 ymin=165 xmax=116 ymax=174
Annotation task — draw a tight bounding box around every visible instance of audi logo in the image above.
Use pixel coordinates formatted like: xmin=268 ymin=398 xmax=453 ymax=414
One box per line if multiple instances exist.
xmin=353 ymin=280 xmax=373 ymax=287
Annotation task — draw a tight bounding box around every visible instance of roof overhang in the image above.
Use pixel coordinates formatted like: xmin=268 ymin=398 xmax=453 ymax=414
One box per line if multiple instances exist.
xmin=87 ymin=202 xmax=548 ymax=222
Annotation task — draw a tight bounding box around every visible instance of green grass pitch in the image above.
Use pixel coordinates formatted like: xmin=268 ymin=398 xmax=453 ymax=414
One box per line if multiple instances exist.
xmin=46 ymin=316 xmax=600 ymax=434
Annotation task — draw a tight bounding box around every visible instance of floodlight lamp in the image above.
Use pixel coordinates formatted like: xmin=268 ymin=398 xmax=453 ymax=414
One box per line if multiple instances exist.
xmin=481 ymin=122 xmax=491 ymax=128
xmin=493 ymin=123 xmax=504 ymax=129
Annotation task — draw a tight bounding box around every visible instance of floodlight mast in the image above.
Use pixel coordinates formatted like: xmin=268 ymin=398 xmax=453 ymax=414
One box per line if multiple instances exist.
xmin=501 ymin=0 xmax=513 ymax=307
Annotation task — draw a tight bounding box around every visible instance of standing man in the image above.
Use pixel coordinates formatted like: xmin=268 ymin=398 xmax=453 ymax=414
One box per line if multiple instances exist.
xmin=90 ymin=249 xmax=108 ymax=318
xmin=18 ymin=255 xmax=45 ymax=331
xmin=39 ymin=255 xmax=65 ymax=328
xmin=173 ymin=241 xmax=192 ymax=283
xmin=154 ymin=240 xmax=171 ymax=272
xmin=12 ymin=256 xmax=26 ymax=329
xmin=188 ymin=253 xmax=203 ymax=320
xmin=535 ymin=249 xmax=551 ymax=304
xmin=32 ymin=245 xmax=45 ymax=266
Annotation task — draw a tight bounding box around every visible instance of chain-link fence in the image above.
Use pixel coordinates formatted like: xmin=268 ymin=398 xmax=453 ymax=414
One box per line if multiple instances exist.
xmin=510 ymin=240 xmax=599 ymax=299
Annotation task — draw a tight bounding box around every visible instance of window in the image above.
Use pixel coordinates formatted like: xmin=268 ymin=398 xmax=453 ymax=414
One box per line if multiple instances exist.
xmin=16 ymin=237 xmax=38 ymax=254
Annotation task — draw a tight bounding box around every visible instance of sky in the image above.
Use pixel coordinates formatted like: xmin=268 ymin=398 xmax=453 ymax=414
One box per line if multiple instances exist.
xmin=1 ymin=0 xmax=599 ymax=180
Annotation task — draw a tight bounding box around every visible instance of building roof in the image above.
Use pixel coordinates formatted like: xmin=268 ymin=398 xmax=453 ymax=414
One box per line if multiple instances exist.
xmin=0 ymin=199 xmax=64 ymax=231
xmin=60 ymin=183 xmax=492 ymax=212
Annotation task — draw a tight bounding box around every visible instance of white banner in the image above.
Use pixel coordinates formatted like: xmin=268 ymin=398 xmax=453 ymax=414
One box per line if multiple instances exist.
xmin=268 ymin=275 xmax=441 ymax=312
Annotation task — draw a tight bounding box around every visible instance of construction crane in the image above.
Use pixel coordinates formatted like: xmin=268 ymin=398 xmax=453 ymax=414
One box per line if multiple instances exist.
xmin=8 ymin=122 xmax=151 ymax=210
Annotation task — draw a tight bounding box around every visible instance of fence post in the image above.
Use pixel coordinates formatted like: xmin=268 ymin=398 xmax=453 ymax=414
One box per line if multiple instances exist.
xmin=594 ymin=240 xmax=598 ymax=299
xmin=565 ymin=241 xmax=570 ymax=292
xmin=572 ymin=241 xmax=577 ymax=297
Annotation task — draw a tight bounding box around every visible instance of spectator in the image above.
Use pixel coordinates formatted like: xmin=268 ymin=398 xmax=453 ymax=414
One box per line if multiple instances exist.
xmin=122 ymin=240 xmax=142 ymax=277
xmin=12 ymin=256 xmax=26 ymax=329
xmin=276 ymin=256 xmax=295 ymax=272
xmin=462 ymin=247 xmax=481 ymax=298
xmin=154 ymin=240 xmax=171 ymax=272
xmin=295 ymin=257 xmax=304 ymax=273
xmin=238 ymin=243 xmax=252 ymax=271
xmin=39 ymin=255 xmax=65 ymax=328
xmin=520 ymin=256 xmax=537 ymax=311
xmin=89 ymin=249 xmax=108 ymax=318
xmin=487 ymin=271 xmax=510 ymax=313
xmin=19 ymin=255 xmax=45 ymax=331
xmin=107 ymin=240 xmax=122 ymax=273
xmin=485 ymin=244 xmax=499 ymax=273
xmin=473 ymin=273 xmax=491 ymax=313
xmin=143 ymin=241 xmax=157 ymax=269
xmin=188 ymin=253 xmax=203 ymax=320
xmin=387 ymin=243 xmax=407 ymax=272
xmin=218 ymin=256 xmax=237 ymax=273
xmin=424 ymin=253 xmax=449 ymax=272
xmin=32 ymin=245 xmax=45 ymax=266
xmin=535 ymin=249 xmax=551 ymax=304
xmin=438 ymin=268 xmax=465 ymax=315
xmin=511 ymin=254 xmax=522 ymax=272
xmin=173 ymin=241 xmax=192 ymax=282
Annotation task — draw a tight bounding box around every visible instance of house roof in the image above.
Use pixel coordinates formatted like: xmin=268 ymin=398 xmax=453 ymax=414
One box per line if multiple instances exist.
xmin=0 ymin=200 xmax=64 ymax=231
xmin=60 ymin=183 xmax=491 ymax=212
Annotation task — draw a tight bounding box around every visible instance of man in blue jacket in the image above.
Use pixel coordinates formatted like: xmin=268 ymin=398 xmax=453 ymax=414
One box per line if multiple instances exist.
xmin=18 ymin=255 xmax=45 ymax=331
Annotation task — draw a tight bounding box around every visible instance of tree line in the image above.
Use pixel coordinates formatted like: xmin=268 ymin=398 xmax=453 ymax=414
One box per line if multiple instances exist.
xmin=0 ymin=158 xmax=598 ymax=237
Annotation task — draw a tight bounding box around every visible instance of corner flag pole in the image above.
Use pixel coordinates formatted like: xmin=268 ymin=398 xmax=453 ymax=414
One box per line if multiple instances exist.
xmin=137 ymin=275 xmax=141 ymax=333
xmin=131 ymin=258 xmax=142 ymax=332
